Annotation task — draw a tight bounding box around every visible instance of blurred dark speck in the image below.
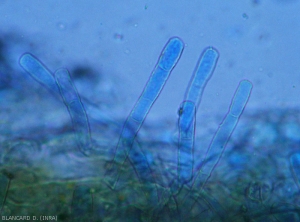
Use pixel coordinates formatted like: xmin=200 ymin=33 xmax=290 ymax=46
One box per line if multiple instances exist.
xmin=242 ymin=13 xmax=249 ymax=20
xmin=71 ymin=66 xmax=100 ymax=81
xmin=113 ymin=33 xmax=124 ymax=42
xmin=252 ymin=0 xmax=262 ymax=6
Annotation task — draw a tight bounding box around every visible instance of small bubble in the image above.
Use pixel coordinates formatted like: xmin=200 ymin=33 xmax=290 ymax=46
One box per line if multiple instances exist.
xmin=124 ymin=49 xmax=131 ymax=54
xmin=57 ymin=22 xmax=67 ymax=31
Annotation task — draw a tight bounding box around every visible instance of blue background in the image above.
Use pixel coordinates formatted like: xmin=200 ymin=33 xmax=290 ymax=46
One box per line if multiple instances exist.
xmin=1 ymin=0 xmax=299 ymax=127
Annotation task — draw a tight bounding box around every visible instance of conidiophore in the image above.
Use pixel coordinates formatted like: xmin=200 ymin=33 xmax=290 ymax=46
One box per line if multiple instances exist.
xmin=5 ymin=36 xmax=292 ymax=222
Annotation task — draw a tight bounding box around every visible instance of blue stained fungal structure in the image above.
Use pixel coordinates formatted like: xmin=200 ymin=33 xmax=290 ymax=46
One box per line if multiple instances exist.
xmin=106 ymin=37 xmax=184 ymax=189
xmin=1 ymin=36 xmax=299 ymax=221
xmin=19 ymin=53 xmax=60 ymax=95
xmin=177 ymin=101 xmax=196 ymax=185
xmin=184 ymin=47 xmax=219 ymax=108
xmin=176 ymin=47 xmax=219 ymax=188
xmin=20 ymin=55 xmax=92 ymax=156
xmin=55 ymin=68 xmax=92 ymax=155
xmin=194 ymin=80 xmax=253 ymax=190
